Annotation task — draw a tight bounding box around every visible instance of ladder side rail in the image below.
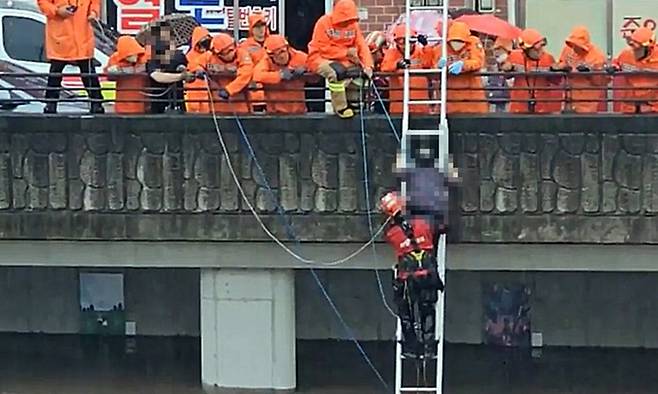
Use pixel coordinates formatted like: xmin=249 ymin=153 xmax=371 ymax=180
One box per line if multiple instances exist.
xmin=436 ymin=4 xmax=450 ymax=394
xmin=401 ymin=0 xmax=412 ymax=170
xmin=435 ymin=233 xmax=447 ymax=394
xmin=394 ymin=264 xmax=403 ymax=393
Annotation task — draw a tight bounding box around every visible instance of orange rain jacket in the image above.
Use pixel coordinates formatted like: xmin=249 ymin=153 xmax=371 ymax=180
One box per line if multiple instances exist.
xmin=380 ymin=25 xmax=434 ymax=114
xmin=239 ymin=13 xmax=270 ymax=65
xmin=190 ymin=34 xmax=254 ymax=114
xmin=557 ymin=26 xmax=608 ymax=113
xmin=239 ymin=13 xmax=270 ymax=109
xmin=104 ymin=36 xmax=149 ymax=114
xmin=37 ymin=0 xmax=100 ymax=61
xmin=186 ymin=26 xmax=212 ymax=113
xmin=307 ymin=0 xmax=374 ymax=72
xmin=428 ymin=22 xmax=487 ymax=113
xmin=612 ymin=27 xmax=658 ymax=113
xmin=252 ymin=35 xmax=309 ymax=114
xmin=507 ymin=28 xmax=561 ymax=113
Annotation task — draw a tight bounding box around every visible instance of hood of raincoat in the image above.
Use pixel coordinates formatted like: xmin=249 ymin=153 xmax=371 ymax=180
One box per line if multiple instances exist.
xmin=630 ymin=27 xmax=656 ymax=47
xmin=264 ymin=34 xmax=289 ymax=53
xmin=191 ymin=26 xmax=211 ymax=48
xmin=393 ymin=24 xmax=417 ymax=40
xmin=493 ymin=37 xmax=514 ymax=52
xmin=212 ymin=33 xmax=235 ymax=53
xmin=519 ymin=28 xmax=545 ymax=48
xmin=331 ymin=0 xmax=359 ymax=25
xmin=565 ymin=26 xmax=592 ymax=51
xmin=447 ymin=21 xmax=471 ymax=42
xmin=116 ymin=36 xmax=145 ymax=61
xmin=248 ymin=13 xmax=270 ymax=39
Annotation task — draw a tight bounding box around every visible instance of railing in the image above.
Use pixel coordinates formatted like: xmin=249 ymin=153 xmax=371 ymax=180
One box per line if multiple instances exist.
xmin=0 ymin=70 xmax=657 ymax=114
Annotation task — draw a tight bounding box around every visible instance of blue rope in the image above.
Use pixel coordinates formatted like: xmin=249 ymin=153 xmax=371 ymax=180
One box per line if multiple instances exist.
xmin=360 ymin=83 xmax=397 ymax=319
xmin=370 ymin=82 xmax=400 ymax=142
xmin=232 ymin=114 xmax=391 ymax=393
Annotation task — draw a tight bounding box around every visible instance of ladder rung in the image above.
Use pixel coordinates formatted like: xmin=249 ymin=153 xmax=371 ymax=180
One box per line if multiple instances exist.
xmin=409 ymin=99 xmax=443 ymax=105
xmin=409 ymin=6 xmax=447 ymax=11
xmin=408 ymin=68 xmax=443 ymax=74
xmin=401 ymin=388 xmax=438 ymax=392
xmin=405 ymin=129 xmax=445 ymax=136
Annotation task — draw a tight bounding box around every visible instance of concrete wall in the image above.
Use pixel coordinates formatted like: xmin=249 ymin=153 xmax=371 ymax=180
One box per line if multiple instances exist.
xmin=0 ymin=267 xmax=199 ymax=336
xmin=3 ymin=266 xmax=658 ymax=348
xmin=295 ymin=270 xmax=658 ymax=348
xmin=4 ymin=115 xmax=658 ymax=244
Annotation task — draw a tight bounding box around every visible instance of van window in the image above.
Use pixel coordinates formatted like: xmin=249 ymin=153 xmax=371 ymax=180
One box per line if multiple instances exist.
xmin=3 ymin=16 xmax=46 ymax=63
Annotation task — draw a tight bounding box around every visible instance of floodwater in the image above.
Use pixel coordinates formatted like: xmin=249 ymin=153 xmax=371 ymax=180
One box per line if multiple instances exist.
xmin=0 ymin=334 xmax=657 ymax=394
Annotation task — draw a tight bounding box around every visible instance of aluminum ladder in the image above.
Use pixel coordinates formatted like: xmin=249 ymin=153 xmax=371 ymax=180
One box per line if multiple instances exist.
xmin=395 ymin=0 xmax=450 ymax=393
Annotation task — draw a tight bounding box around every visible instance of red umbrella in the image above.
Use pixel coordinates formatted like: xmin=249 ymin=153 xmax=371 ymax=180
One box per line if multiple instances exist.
xmin=455 ymin=14 xmax=521 ymax=40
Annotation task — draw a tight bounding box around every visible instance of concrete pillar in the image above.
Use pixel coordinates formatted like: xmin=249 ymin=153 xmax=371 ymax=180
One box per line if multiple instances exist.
xmin=201 ymin=268 xmax=295 ymax=392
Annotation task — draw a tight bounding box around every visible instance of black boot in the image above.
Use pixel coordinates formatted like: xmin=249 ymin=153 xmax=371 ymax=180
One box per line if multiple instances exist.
xmin=90 ymin=102 xmax=105 ymax=114
xmin=43 ymin=102 xmax=57 ymax=114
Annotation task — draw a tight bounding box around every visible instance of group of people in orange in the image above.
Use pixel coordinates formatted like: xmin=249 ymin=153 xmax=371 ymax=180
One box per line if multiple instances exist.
xmin=103 ymin=0 xmax=658 ymax=116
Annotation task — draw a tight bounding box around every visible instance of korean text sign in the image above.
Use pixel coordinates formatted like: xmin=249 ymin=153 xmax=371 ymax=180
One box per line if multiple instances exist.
xmin=113 ymin=0 xmax=166 ymax=34
xmin=173 ymin=0 xmax=279 ymax=33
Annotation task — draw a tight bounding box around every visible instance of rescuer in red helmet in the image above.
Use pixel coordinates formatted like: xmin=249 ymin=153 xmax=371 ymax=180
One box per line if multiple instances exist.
xmin=380 ymin=190 xmax=444 ymax=360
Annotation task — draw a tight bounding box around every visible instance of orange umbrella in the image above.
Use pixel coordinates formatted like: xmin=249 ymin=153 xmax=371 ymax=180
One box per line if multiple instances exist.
xmin=455 ymin=14 xmax=521 ymax=40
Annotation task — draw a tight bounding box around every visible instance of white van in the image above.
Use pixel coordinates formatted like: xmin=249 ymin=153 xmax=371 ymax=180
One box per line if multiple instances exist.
xmin=0 ymin=0 xmax=115 ymax=98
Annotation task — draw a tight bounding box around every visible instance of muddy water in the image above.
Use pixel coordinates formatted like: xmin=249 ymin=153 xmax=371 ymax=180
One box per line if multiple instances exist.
xmin=0 ymin=335 xmax=656 ymax=394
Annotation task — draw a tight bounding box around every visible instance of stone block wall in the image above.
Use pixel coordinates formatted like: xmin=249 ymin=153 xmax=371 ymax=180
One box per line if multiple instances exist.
xmin=2 ymin=115 xmax=658 ymax=243
xmin=455 ymin=131 xmax=658 ymax=243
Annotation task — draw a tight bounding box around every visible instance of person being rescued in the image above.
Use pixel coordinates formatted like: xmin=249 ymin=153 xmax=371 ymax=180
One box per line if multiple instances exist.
xmin=252 ymin=35 xmax=309 ymax=114
xmin=189 ymin=33 xmax=254 ymax=114
xmin=308 ymin=0 xmax=374 ymax=119
xmin=185 ymin=26 xmax=212 ymax=113
xmin=239 ymin=12 xmax=270 ymax=113
xmin=610 ymin=27 xmax=658 ymax=114
xmin=501 ymin=28 xmax=562 ymax=113
xmin=380 ymin=25 xmax=434 ymax=114
xmin=552 ymin=26 xmax=607 ymax=113
xmin=428 ymin=21 xmax=488 ymax=114
xmin=104 ymin=36 xmax=149 ymax=114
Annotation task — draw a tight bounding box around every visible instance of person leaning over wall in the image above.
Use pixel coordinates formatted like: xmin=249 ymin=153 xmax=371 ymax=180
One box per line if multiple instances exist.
xmin=307 ymin=0 xmax=374 ymax=119
xmin=104 ymin=36 xmax=150 ymax=114
xmin=252 ymin=35 xmax=310 ymax=114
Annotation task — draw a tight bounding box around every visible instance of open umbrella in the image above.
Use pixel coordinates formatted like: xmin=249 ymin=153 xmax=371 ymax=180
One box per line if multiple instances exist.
xmin=387 ymin=10 xmax=448 ymax=43
xmin=455 ymin=14 xmax=521 ymax=40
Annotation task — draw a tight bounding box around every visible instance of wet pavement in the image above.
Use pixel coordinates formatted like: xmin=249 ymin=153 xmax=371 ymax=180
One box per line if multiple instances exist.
xmin=0 ymin=334 xmax=657 ymax=393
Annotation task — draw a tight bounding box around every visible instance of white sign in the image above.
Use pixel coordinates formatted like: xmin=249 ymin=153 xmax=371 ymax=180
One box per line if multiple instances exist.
xmin=174 ymin=0 xmax=279 ymax=33
xmin=113 ymin=0 xmax=166 ymax=34
xmin=612 ymin=0 xmax=658 ymax=55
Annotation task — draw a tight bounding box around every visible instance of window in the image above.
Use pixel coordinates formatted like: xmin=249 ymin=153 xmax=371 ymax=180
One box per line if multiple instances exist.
xmin=2 ymin=16 xmax=46 ymax=63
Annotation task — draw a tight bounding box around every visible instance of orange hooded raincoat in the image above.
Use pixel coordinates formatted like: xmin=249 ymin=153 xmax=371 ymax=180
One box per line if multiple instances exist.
xmin=557 ymin=26 xmax=608 ymax=113
xmin=429 ymin=22 xmax=487 ymax=113
xmin=239 ymin=13 xmax=270 ymax=110
xmin=186 ymin=26 xmax=212 ymax=113
xmin=380 ymin=25 xmax=434 ymax=114
xmin=252 ymin=35 xmax=309 ymax=114
xmin=613 ymin=27 xmax=658 ymax=113
xmin=507 ymin=28 xmax=561 ymax=113
xmin=104 ymin=36 xmax=149 ymax=114
xmin=38 ymin=0 xmax=100 ymax=61
xmin=307 ymin=0 xmax=374 ymax=72
xmin=190 ymin=33 xmax=254 ymax=114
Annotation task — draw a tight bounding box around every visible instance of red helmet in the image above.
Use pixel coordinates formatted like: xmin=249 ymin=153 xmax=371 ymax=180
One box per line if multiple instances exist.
xmin=380 ymin=192 xmax=403 ymax=217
